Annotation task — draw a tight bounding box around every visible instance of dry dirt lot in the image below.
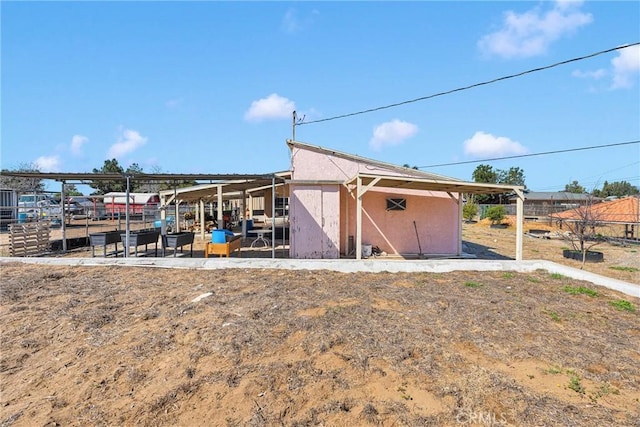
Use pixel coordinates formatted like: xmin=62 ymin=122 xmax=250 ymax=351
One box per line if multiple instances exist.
xmin=1 ymin=221 xmax=639 ymax=426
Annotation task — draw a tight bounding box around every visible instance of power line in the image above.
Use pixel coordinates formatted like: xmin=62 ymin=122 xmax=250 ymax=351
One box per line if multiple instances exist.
xmin=417 ymin=140 xmax=640 ymax=168
xmin=296 ymin=42 xmax=640 ymax=127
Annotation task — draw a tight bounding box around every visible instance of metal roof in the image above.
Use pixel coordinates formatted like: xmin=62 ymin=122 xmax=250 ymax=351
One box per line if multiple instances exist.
xmin=158 ymin=177 xmax=290 ymax=202
xmin=508 ymin=191 xmax=599 ymax=202
xmin=0 ymin=171 xmax=281 ymax=182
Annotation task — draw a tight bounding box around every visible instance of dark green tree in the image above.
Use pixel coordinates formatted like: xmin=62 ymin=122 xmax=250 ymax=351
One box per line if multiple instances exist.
xmin=472 ymin=164 xmax=498 ymax=185
xmin=593 ymin=180 xmax=639 ymax=198
xmin=472 ymin=164 xmax=500 ymax=204
xmin=90 ymin=159 xmax=132 ymax=194
xmin=498 ymin=167 xmax=526 ymax=188
xmin=564 ymin=180 xmax=586 ymax=194
xmin=90 ymin=159 xmax=154 ymax=194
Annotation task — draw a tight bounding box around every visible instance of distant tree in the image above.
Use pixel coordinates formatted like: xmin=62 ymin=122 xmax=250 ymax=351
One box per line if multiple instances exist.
xmin=564 ymin=180 xmax=586 ymax=194
xmin=0 ymin=162 xmax=45 ymax=194
xmin=136 ymin=165 xmax=197 ymax=193
xmin=90 ymin=159 xmax=151 ymax=194
xmin=593 ymin=180 xmax=639 ymax=198
xmin=472 ymin=164 xmax=498 ymax=185
xmin=471 ymin=164 xmax=525 ymax=204
xmin=90 ymin=159 xmax=126 ymax=194
xmin=471 ymin=164 xmax=499 ymax=204
xmin=498 ymin=167 xmax=526 ymax=188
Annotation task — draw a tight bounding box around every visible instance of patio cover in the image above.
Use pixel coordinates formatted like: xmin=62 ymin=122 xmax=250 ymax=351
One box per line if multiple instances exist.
xmin=0 ymin=171 xmax=288 ymax=257
xmin=345 ymin=172 xmax=525 ymax=260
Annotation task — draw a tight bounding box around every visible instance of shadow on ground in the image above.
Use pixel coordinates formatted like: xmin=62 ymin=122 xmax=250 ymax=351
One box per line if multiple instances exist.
xmin=462 ymin=240 xmax=513 ymax=260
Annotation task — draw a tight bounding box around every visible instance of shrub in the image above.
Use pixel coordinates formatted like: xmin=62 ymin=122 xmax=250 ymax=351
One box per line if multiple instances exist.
xmin=485 ymin=205 xmax=506 ymax=224
xmin=462 ymin=202 xmax=479 ymax=222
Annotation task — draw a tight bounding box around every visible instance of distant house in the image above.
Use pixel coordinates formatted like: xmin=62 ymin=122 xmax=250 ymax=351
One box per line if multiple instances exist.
xmin=549 ymin=195 xmax=640 ymax=240
xmin=508 ymin=191 xmax=601 ymax=218
xmin=102 ymin=192 xmax=160 ymax=216
xmin=287 ymin=140 xmax=523 ymax=259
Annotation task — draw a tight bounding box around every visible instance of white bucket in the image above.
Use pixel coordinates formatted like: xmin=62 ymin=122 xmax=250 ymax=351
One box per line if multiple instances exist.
xmin=362 ymin=244 xmax=372 ymax=258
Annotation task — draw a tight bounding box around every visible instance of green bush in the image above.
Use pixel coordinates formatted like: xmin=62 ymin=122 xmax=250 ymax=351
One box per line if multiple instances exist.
xmin=462 ymin=202 xmax=479 ymax=222
xmin=485 ymin=205 xmax=507 ymax=224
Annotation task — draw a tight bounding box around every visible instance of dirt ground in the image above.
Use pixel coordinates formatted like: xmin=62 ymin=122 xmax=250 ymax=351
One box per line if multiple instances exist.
xmin=1 ymin=221 xmax=639 ymax=426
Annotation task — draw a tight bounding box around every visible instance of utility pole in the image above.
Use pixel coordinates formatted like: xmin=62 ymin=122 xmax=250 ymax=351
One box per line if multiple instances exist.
xmin=292 ymin=111 xmax=296 ymax=141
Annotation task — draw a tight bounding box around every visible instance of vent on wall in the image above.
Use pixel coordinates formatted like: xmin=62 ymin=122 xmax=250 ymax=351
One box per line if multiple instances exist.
xmin=386 ymin=198 xmax=406 ymax=211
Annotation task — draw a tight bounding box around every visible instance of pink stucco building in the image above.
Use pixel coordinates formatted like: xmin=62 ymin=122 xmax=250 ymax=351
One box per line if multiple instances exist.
xmin=288 ymin=141 xmax=467 ymax=259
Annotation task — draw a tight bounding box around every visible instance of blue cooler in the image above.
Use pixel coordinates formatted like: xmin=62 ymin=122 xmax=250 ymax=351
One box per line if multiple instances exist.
xmin=212 ymin=229 xmax=232 ymax=243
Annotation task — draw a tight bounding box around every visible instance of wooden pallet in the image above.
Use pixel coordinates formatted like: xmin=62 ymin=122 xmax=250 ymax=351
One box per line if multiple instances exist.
xmin=9 ymin=222 xmax=51 ymax=257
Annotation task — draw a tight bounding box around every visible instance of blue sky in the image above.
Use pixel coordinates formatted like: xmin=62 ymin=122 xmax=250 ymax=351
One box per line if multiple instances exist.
xmin=2 ymin=1 xmax=639 ymax=194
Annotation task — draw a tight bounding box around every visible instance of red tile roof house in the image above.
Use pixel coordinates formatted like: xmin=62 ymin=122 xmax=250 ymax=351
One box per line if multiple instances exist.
xmin=549 ymin=195 xmax=640 ymax=240
xmin=287 ymin=140 xmax=525 ymax=260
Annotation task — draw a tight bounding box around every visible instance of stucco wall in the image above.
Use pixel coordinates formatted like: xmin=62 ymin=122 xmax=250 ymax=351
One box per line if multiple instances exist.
xmin=290 ymin=145 xmax=460 ymax=258
xmin=342 ymin=189 xmax=459 ymax=255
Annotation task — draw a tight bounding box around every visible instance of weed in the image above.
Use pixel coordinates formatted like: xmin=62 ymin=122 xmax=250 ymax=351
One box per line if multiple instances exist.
xmin=568 ymin=375 xmax=585 ymax=394
xmin=550 ymin=273 xmax=565 ymax=280
xmin=562 ymin=286 xmax=598 ymax=297
xmin=502 ymin=272 xmax=515 ymax=279
xmin=544 ymin=366 xmax=563 ymax=375
xmin=527 ymin=276 xmax=541 ymax=283
xmin=527 ymin=374 xmax=535 ymax=379
xmin=464 ymin=281 xmax=482 ymax=288
xmin=589 ymin=383 xmax=619 ymax=403
xmin=397 ymin=386 xmax=413 ymax=400
xmin=609 ymin=266 xmax=639 ymax=273
xmin=609 ymin=300 xmax=635 ymax=312
xmin=547 ymin=311 xmax=561 ymax=322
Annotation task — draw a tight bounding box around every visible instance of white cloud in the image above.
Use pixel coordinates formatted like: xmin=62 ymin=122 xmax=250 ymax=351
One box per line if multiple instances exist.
xmin=107 ymin=128 xmax=148 ymax=158
xmin=571 ymin=45 xmax=639 ymax=90
xmin=244 ymin=93 xmax=295 ymax=122
xmin=369 ymin=119 xmax=418 ymax=151
xmin=611 ymin=45 xmax=640 ymax=89
xmin=281 ymin=8 xmax=302 ymax=34
xmin=571 ymin=69 xmax=606 ymax=80
xmin=464 ymin=131 xmax=528 ymax=158
xmin=34 ymin=155 xmax=61 ymax=172
xmin=70 ymin=134 xmax=88 ymax=156
xmin=281 ymin=8 xmax=319 ymax=34
xmin=478 ymin=0 xmax=592 ymax=59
